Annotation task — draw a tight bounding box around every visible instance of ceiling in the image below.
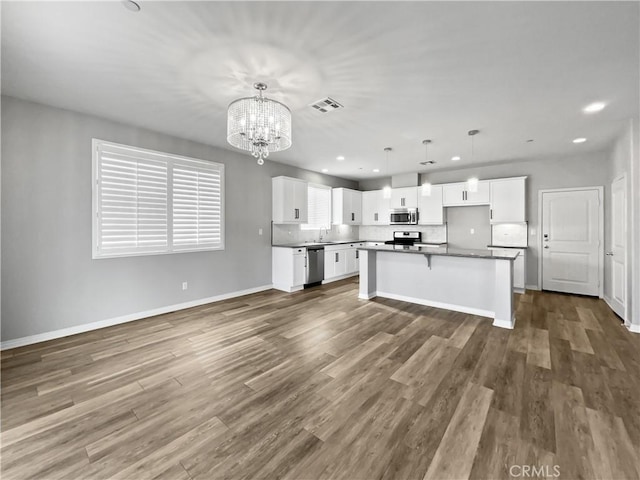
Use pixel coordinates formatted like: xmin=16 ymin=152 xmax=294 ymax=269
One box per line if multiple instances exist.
xmin=2 ymin=1 xmax=638 ymax=180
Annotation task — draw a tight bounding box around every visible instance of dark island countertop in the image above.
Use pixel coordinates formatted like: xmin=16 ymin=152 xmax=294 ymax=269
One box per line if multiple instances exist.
xmin=272 ymin=239 xmax=362 ymax=248
xmin=358 ymin=244 xmax=520 ymax=260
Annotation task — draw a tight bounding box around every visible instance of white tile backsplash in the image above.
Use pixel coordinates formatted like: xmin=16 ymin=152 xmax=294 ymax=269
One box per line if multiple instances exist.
xmin=358 ymin=225 xmax=447 ymax=243
xmin=491 ymin=223 xmax=528 ymax=247
xmin=272 ymin=224 xmax=359 ymax=245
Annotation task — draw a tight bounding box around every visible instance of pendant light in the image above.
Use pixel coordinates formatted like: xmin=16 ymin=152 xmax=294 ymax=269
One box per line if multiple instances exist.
xmin=383 ymin=147 xmax=392 ymax=199
xmin=227 ymin=82 xmax=292 ymax=165
xmin=467 ymin=130 xmax=479 ymax=193
xmin=421 ymin=139 xmax=432 ymax=197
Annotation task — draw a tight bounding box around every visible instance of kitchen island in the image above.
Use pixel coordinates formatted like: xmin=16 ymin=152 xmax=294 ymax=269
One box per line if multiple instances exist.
xmin=358 ymin=245 xmax=520 ymax=329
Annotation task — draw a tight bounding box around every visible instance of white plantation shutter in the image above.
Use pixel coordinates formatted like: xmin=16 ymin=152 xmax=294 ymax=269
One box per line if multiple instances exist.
xmin=301 ymin=184 xmax=332 ymax=230
xmin=93 ymin=140 xmax=224 ymax=258
xmin=172 ymin=161 xmax=223 ymax=250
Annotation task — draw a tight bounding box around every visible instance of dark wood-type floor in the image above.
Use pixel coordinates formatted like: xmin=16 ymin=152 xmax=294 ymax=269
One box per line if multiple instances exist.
xmin=2 ymin=278 xmax=640 ymax=480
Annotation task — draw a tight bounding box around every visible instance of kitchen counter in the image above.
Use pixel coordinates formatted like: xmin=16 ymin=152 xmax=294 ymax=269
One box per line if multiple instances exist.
xmin=487 ymin=244 xmax=527 ymax=249
xmin=272 ymin=239 xmax=362 ymax=248
xmin=358 ymin=244 xmax=519 ymax=260
xmin=358 ymin=246 xmax=517 ymax=329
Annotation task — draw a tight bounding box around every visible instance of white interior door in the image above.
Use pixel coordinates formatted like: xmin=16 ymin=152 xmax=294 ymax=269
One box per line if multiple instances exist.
xmin=541 ymin=189 xmax=601 ymax=296
xmin=609 ymin=176 xmax=627 ymax=318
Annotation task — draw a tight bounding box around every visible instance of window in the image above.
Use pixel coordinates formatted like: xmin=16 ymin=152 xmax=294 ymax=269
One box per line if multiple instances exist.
xmin=301 ymin=183 xmax=332 ymax=230
xmin=93 ymin=139 xmax=224 ymax=258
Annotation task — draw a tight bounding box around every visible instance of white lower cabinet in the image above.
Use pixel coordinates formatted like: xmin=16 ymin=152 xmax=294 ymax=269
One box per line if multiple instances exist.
xmin=272 ymin=247 xmax=307 ymax=292
xmin=324 ymin=243 xmax=364 ymax=282
xmin=488 ymin=247 xmax=527 ymax=292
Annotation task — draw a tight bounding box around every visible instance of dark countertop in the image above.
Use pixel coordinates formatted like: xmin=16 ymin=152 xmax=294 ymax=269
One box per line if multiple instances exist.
xmin=273 ymin=240 xmax=449 ymax=248
xmin=272 ymin=239 xmax=363 ymax=248
xmin=358 ymin=244 xmax=520 ymax=260
xmin=487 ymin=245 xmax=528 ymax=249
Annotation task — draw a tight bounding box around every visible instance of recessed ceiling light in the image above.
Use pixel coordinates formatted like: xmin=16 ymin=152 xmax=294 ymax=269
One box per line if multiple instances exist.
xmin=583 ymin=102 xmax=606 ymax=113
xmin=451 ymin=156 xmax=461 ymax=161
xmin=573 ymin=137 xmax=587 ymax=144
xmin=122 ymin=0 xmax=141 ymax=12
xmin=373 ymin=168 xmax=380 ymax=173
xmin=321 ymin=168 xmax=329 ymax=173
xmin=336 ymin=156 xmax=345 ymax=161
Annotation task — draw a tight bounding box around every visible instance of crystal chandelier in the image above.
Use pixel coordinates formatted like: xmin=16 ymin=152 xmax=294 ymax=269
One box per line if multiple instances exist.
xmin=227 ymin=83 xmax=292 ymax=165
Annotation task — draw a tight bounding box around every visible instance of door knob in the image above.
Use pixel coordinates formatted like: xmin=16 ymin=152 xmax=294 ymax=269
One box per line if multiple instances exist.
xmin=606 ymin=252 xmax=614 ymax=256
xmin=544 ymin=245 xmax=549 ymax=249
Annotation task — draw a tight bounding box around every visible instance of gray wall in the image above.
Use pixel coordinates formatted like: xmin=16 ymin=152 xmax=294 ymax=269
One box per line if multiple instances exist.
xmin=360 ymin=152 xmax=611 ymax=287
xmin=445 ymin=206 xmax=491 ymax=250
xmin=1 ymin=96 xmax=357 ymax=341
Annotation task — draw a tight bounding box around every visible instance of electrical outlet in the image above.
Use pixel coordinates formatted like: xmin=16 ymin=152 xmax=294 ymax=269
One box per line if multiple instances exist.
xmin=470 ymin=228 xmax=475 ymax=234
xmin=258 ymin=228 xmax=263 ymax=235
xmin=182 ymin=282 xmax=188 ymax=290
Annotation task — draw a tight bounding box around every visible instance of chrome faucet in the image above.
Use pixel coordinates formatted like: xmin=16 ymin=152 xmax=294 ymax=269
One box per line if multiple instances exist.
xmin=319 ymin=230 xmax=324 ymax=242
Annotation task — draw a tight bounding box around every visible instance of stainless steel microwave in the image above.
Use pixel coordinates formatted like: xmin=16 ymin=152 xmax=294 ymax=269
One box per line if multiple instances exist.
xmin=390 ymin=208 xmax=418 ymax=225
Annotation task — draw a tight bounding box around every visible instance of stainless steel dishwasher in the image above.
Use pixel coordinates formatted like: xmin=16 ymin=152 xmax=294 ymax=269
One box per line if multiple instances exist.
xmin=305 ymin=246 xmax=325 ymax=287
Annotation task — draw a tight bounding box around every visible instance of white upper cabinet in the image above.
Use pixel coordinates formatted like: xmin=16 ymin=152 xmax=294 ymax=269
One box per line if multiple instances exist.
xmin=332 ymin=188 xmax=362 ymax=225
xmin=390 ymin=187 xmax=418 ymax=209
xmin=490 ymin=177 xmax=526 ymax=223
xmin=362 ymin=190 xmax=390 ymax=225
xmin=272 ymin=176 xmax=308 ymax=223
xmin=418 ymin=185 xmax=444 ymax=225
xmin=442 ymin=181 xmax=490 ymax=206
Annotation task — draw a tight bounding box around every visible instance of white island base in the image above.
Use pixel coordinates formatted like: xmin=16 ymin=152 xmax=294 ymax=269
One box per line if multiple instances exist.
xmin=358 ymin=249 xmax=516 ymax=329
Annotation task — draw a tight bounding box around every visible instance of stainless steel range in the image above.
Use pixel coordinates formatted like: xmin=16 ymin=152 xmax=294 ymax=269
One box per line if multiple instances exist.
xmin=384 ymin=231 xmax=422 ymax=246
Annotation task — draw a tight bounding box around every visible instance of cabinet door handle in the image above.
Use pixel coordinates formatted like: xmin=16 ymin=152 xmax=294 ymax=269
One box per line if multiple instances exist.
xmin=356 ymin=250 xmax=359 ymax=259
xmin=351 ymin=212 xmax=355 ymax=221
xmin=304 ymin=256 xmax=307 ymax=267
xmin=335 ymin=252 xmax=339 ymax=263
xmin=374 ymin=212 xmax=378 ymax=222
xmin=294 ymin=208 xmax=299 ymax=219
xmin=401 ymin=197 xmax=405 ymax=207
xmin=490 ymin=209 xmax=493 ymax=219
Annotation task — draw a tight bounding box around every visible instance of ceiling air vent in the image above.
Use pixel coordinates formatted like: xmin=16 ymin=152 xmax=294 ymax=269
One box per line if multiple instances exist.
xmin=310 ymin=97 xmax=343 ymax=113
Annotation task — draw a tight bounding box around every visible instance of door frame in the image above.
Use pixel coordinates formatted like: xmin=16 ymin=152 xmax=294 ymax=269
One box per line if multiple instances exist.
xmin=537 ymin=186 xmax=604 ymax=298
xmin=607 ymin=174 xmax=628 ymax=322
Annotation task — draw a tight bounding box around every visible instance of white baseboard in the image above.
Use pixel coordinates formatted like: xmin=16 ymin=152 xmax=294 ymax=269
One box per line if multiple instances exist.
xmin=525 ymin=284 xmax=540 ymax=291
xmin=272 ymin=283 xmax=303 ymax=293
xmin=322 ymin=272 xmax=358 ymax=284
xmin=0 ymin=284 xmax=273 ymax=351
xmin=627 ymin=323 xmax=640 ymax=334
xmin=375 ymin=291 xmax=495 ymax=319
xmin=493 ymin=316 xmax=516 ymax=330
xmin=358 ymin=293 xmax=375 ymax=300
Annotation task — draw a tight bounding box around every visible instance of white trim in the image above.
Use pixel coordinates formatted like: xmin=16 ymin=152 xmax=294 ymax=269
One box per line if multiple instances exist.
xmin=525 ymin=284 xmax=540 ymax=291
xmin=537 ymin=186 xmax=605 ymax=298
xmin=492 ymin=316 xmax=516 ymax=330
xmin=0 ymin=284 xmax=273 ymax=351
xmin=375 ymin=291 xmax=495 ymax=318
xmin=272 ymin=283 xmax=304 ymax=293
xmin=358 ymin=293 xmax=376 ymax=300
xmin=627 ymin=117 xmax=640 ymax=333
xmin=627 ymin=324 xmax=640 ymax=334
xmin=322 ymin=272 xmax=359 ymax=284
